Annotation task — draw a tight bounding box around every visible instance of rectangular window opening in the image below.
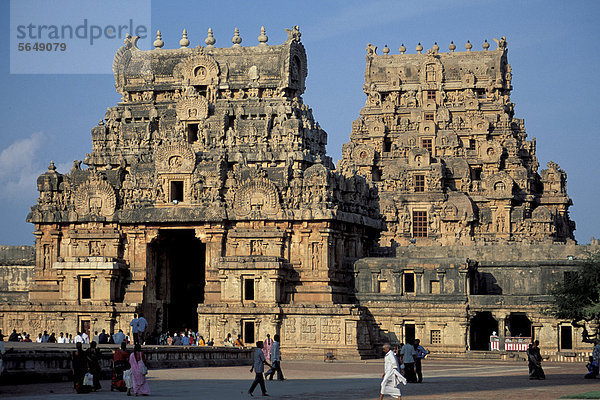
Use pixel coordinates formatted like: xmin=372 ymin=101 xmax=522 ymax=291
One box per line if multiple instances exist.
xmin=471 ymin=167 xmax=482 ymax=181
xmin=187 ymin=124 xmax=199 ymax=143
xmin=244 ymin=278 xmax=255 ymax=301
xmin=469 ymin=138 xmax=476 ymax=150
xmin=476 ymin=89 xmax=486 ymax=99
xmin=404 ymin=272 xmax=415 ymax=293
xmin=243 ymin=321 xmax=255 ymax=344
xmin=378 ymin=280 xmax=388 ymax=293
xmin=560 ymin=325 xmax=573 ymax=350
xmin=430 ymin=280 xmax=440 ymax=294
xmin=424 ymin=113 xmax=435 ymax=121
xmin=170 ymin=181 xmax=184 ymax=203
xmin=421 ymin=138 xmax=433 ymax=153
xmin=427 ymin=90 xmax=436 ymax=101
xmin=414 ymin=175 xmax=425 ymax=192
xmin=412 ymin=210 xmax=428 ymax=238
xmin=431 ymin=330 xmax=441 ymax=344
xmin=80 ymin=277 xmax=91 ymax=300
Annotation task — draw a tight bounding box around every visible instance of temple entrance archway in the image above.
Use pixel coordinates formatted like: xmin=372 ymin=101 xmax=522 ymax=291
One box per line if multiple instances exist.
xmin=507 ymin=312 xmax=531 ymax=337
xmin=469 ymin=311 xmax=498 ymax=350
xmin=148 ymin=229 xmax=205 ymax=333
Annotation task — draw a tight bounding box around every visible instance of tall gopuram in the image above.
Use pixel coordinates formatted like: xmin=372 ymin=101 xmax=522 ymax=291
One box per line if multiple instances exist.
xmin=339 ymin=38 xmax=575 ymax=248
xmin=23 ymin=27 xmax=380 ymax=357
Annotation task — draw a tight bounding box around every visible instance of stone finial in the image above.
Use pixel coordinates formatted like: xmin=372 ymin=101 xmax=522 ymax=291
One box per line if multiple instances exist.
xmin=232 ymin=27 xmax=242 ymax=47
xmin=493 ymin=36 xmax=508 ymax=50
xmin=465 ymin=40 xmax=472 ymax=51
xmin=205 ymin=28 xmax=216 ymax=47
xmin=153 ymin=30 xmax=164 ymax=49
xmin=48 ymin=161 xmax=56 ymax=171
xmin=483 ymin=39 xmax=490 ymax=51
xmin=258 ymin=26 xmax=268 ymax=46
xmin=399 ymin=43 xmax=406 ymax=54
xmin=449 ymin=41 xmax=456 ymax=52
xmin=382 ymin=44 xmax=390 ymax=55
xmin=180 ymin=29 xmax=190 ymax=48
xmin=416 ymin=43 xmax=423 ymax=54
xmin=432 ymin=42 xmax=440 ymax=53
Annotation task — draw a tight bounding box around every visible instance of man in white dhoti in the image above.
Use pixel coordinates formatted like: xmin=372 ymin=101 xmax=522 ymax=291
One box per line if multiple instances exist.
xmin=379 ymin=343 xmax=406 ymax=400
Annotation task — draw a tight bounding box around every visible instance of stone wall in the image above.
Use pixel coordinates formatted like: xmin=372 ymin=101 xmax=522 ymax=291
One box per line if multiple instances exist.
xmin=0 ymin=246 xmax=35 ymax=304
xmin=0 ymin=344 xmax=252 ymax=384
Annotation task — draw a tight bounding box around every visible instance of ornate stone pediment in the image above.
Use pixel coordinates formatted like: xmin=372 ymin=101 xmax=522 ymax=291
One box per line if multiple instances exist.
xmin=154 ymin=141 xmax=196 ymax=174
xmin=174 ymin=53 xmax=220 ymax=86
xmin=352 ymin=144 xmax=375 ymax=166
xmin=233 ymin=176 xmax=280 ymax=218
xmin=176 ymin=95 xmax=209 ymax=121
xmin=73 ymin=174 xmax=116 ymax=217
xmin=485 ymin=171 xmax=514 ymax=199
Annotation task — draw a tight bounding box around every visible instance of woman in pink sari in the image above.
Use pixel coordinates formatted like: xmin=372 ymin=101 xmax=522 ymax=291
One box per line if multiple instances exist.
xmin=263 ymin=334 xmax=273 ymax=362
xmin=129 ymin=343 xmax=150 ymax=396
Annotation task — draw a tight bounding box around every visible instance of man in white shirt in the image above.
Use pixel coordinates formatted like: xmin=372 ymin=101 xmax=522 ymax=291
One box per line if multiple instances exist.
xmin=399 ymin=339 xmax=417 ymax=383
xmin=81 ymin=331 xmax=89 ymax=344
xmin=74 ymin=332 xmax=83 ymax=343
xmin=265 ymin=334 xmax=284 ymax=381
xmin=379 ymin=343 xmax=406 ymax=400
xmin=57 ymin=332 xmax=66 ymax=344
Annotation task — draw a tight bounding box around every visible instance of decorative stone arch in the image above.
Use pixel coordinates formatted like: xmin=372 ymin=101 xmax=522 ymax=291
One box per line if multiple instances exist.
xmin=304 ymin=163 xmax=330 ymax=186
xmin=174 ymin=53 xmax=220 ymax=86
xmin=419 ymin=57 xmax=444 ymax=85
xmin=351 ymin=144 xmax=376 ymax=167
xmin=233 ymin=177 xmax=280 ymax=217
xmin=176 ymin=96 xmax=209 ymax=121
xmin=154 ymin=140 xmax=196 ymax=174
xmin=485 ymin=172 xmax=514 ymax=199
xmin=408 ymin=148 xmax=430 ymax=168
xmin=532 ymin=206 xmax=552 ymax=223
xmin=73 ymin=174 xmax=117 ymax=217
xmin=478 ymin=141 xmax=502 ymax=164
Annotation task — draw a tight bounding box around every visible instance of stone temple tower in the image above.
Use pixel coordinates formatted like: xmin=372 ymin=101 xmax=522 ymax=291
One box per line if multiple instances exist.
xmin=338 ymin=38 xmax=575 ymax=248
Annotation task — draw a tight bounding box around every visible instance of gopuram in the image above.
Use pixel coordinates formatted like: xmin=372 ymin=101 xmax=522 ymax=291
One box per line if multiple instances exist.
xmin=0 ymin=28 xmax=596 ymax=359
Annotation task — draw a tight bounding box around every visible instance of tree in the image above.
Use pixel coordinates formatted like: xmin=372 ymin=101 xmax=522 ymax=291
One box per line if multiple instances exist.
xmin=550 ymin=251 xmax=600 ymax=342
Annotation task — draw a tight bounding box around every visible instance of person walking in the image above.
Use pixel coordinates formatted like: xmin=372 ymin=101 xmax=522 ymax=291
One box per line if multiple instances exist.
xmin=414 ymin=339 xmax=427 ymax=383
xmin=137 ymin=314 xmax=148 ymax=345
xmin=130 ymin=314 xmax=140 ymax=345
xmin=129 ymin=343 xmax=151 ymax=396
xmin=529 ymin=340 xmax=546 ymax=380
xmin=379 ymin=343 xmax=406 ymax=400
xmin=248 ymin=341 xmax=271 ymax=397
xmin=265 ymin=334 xmax=284 ymax=381
xmin=263 ymin=334 xmax=273 ymax=362
xmin=72 ymin=342 xmax=89 ymax=393
xmin=111 ymin=341 xmax=130 ymax=392
xmin=399 ymin=339 xmax=417 ymax=383
xmin=86 ymin=341 xmax=102 ymax=391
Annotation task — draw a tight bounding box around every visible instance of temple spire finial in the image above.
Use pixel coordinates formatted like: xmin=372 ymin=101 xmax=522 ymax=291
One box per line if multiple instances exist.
xmin=399 ymin=43 xmax=406 ymax=54
xmin=179 ymin=29 xmax=190 ymax=48
xmin=416 ymin=42 xmax=423 ymax=54
xmin=232 ymin=27 xmax=242 ymax=47
xmin=483 ymin=39 xmax=490 ymax=51
xmin=258 ymin=26 xmax=268 ymax=46
xmin=153 ymin=30 xmax=164 ymax=49
xmin=205 ymin=28 xmax=216 ymax=48
xmin=465 ymin=40 xmax=472 ymax=51
xmin=449 ymin=41 xmax=456 ymax=52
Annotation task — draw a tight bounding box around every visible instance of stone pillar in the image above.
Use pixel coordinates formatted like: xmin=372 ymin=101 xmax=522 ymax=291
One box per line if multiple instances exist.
xmin=494 ymin=312 xmax=507 ymax=350
xmin=415 ymin=268 xmax=424 ymax=294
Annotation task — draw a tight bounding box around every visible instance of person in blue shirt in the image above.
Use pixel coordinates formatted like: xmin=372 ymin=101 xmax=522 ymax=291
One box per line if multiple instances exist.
xmin=414 ymin=339 xmax=428 ymax=383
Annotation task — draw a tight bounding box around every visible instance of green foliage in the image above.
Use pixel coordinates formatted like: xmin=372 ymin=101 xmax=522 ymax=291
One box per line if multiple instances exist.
xmin=550 ymin=252 xmax=600 ymax=329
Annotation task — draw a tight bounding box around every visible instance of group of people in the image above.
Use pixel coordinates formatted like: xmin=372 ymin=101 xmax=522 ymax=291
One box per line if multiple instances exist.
xmin=248 ymin=334 xmax=285 ymax=397
xmin=72 ymin=341 xmax=150 ymax=396
xmin=4 ymin=328 xmax=132 ymax=345
xmin=158 ymin=330 xmax=213 ymax=346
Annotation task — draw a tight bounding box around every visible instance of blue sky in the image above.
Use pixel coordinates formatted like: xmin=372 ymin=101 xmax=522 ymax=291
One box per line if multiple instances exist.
xmin=0 ymin=0 xmax=598 ymax=245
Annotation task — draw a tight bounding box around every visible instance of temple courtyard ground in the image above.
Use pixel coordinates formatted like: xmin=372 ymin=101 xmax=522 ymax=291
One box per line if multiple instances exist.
xmin=1 ymin=358 xmax=598 ymax=399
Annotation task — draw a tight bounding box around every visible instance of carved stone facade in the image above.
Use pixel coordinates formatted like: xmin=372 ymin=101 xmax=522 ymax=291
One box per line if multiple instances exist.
xmin=0 ymin=31 xmax=593 ymax=359
xmin=339 ymin=39 xmax=575 ymax=248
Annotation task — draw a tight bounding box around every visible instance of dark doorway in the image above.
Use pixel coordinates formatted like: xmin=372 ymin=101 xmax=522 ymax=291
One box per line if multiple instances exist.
xmin=243 ymin=321 xmax=255 ymax=344
xmin=507 ymin=313 xmax=532 ymax=337
xmin=560 ymin=325 xmax=573 ymax=350
xmin=470 ymin=311 xmax=498 ymax=350
xmin=405 ymin=323 xmax=415 ymax=344
xmin=80 ymin=320 xmax=90 ymax=337
xmin=149 ymin=229 xmax=205 ymax=333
